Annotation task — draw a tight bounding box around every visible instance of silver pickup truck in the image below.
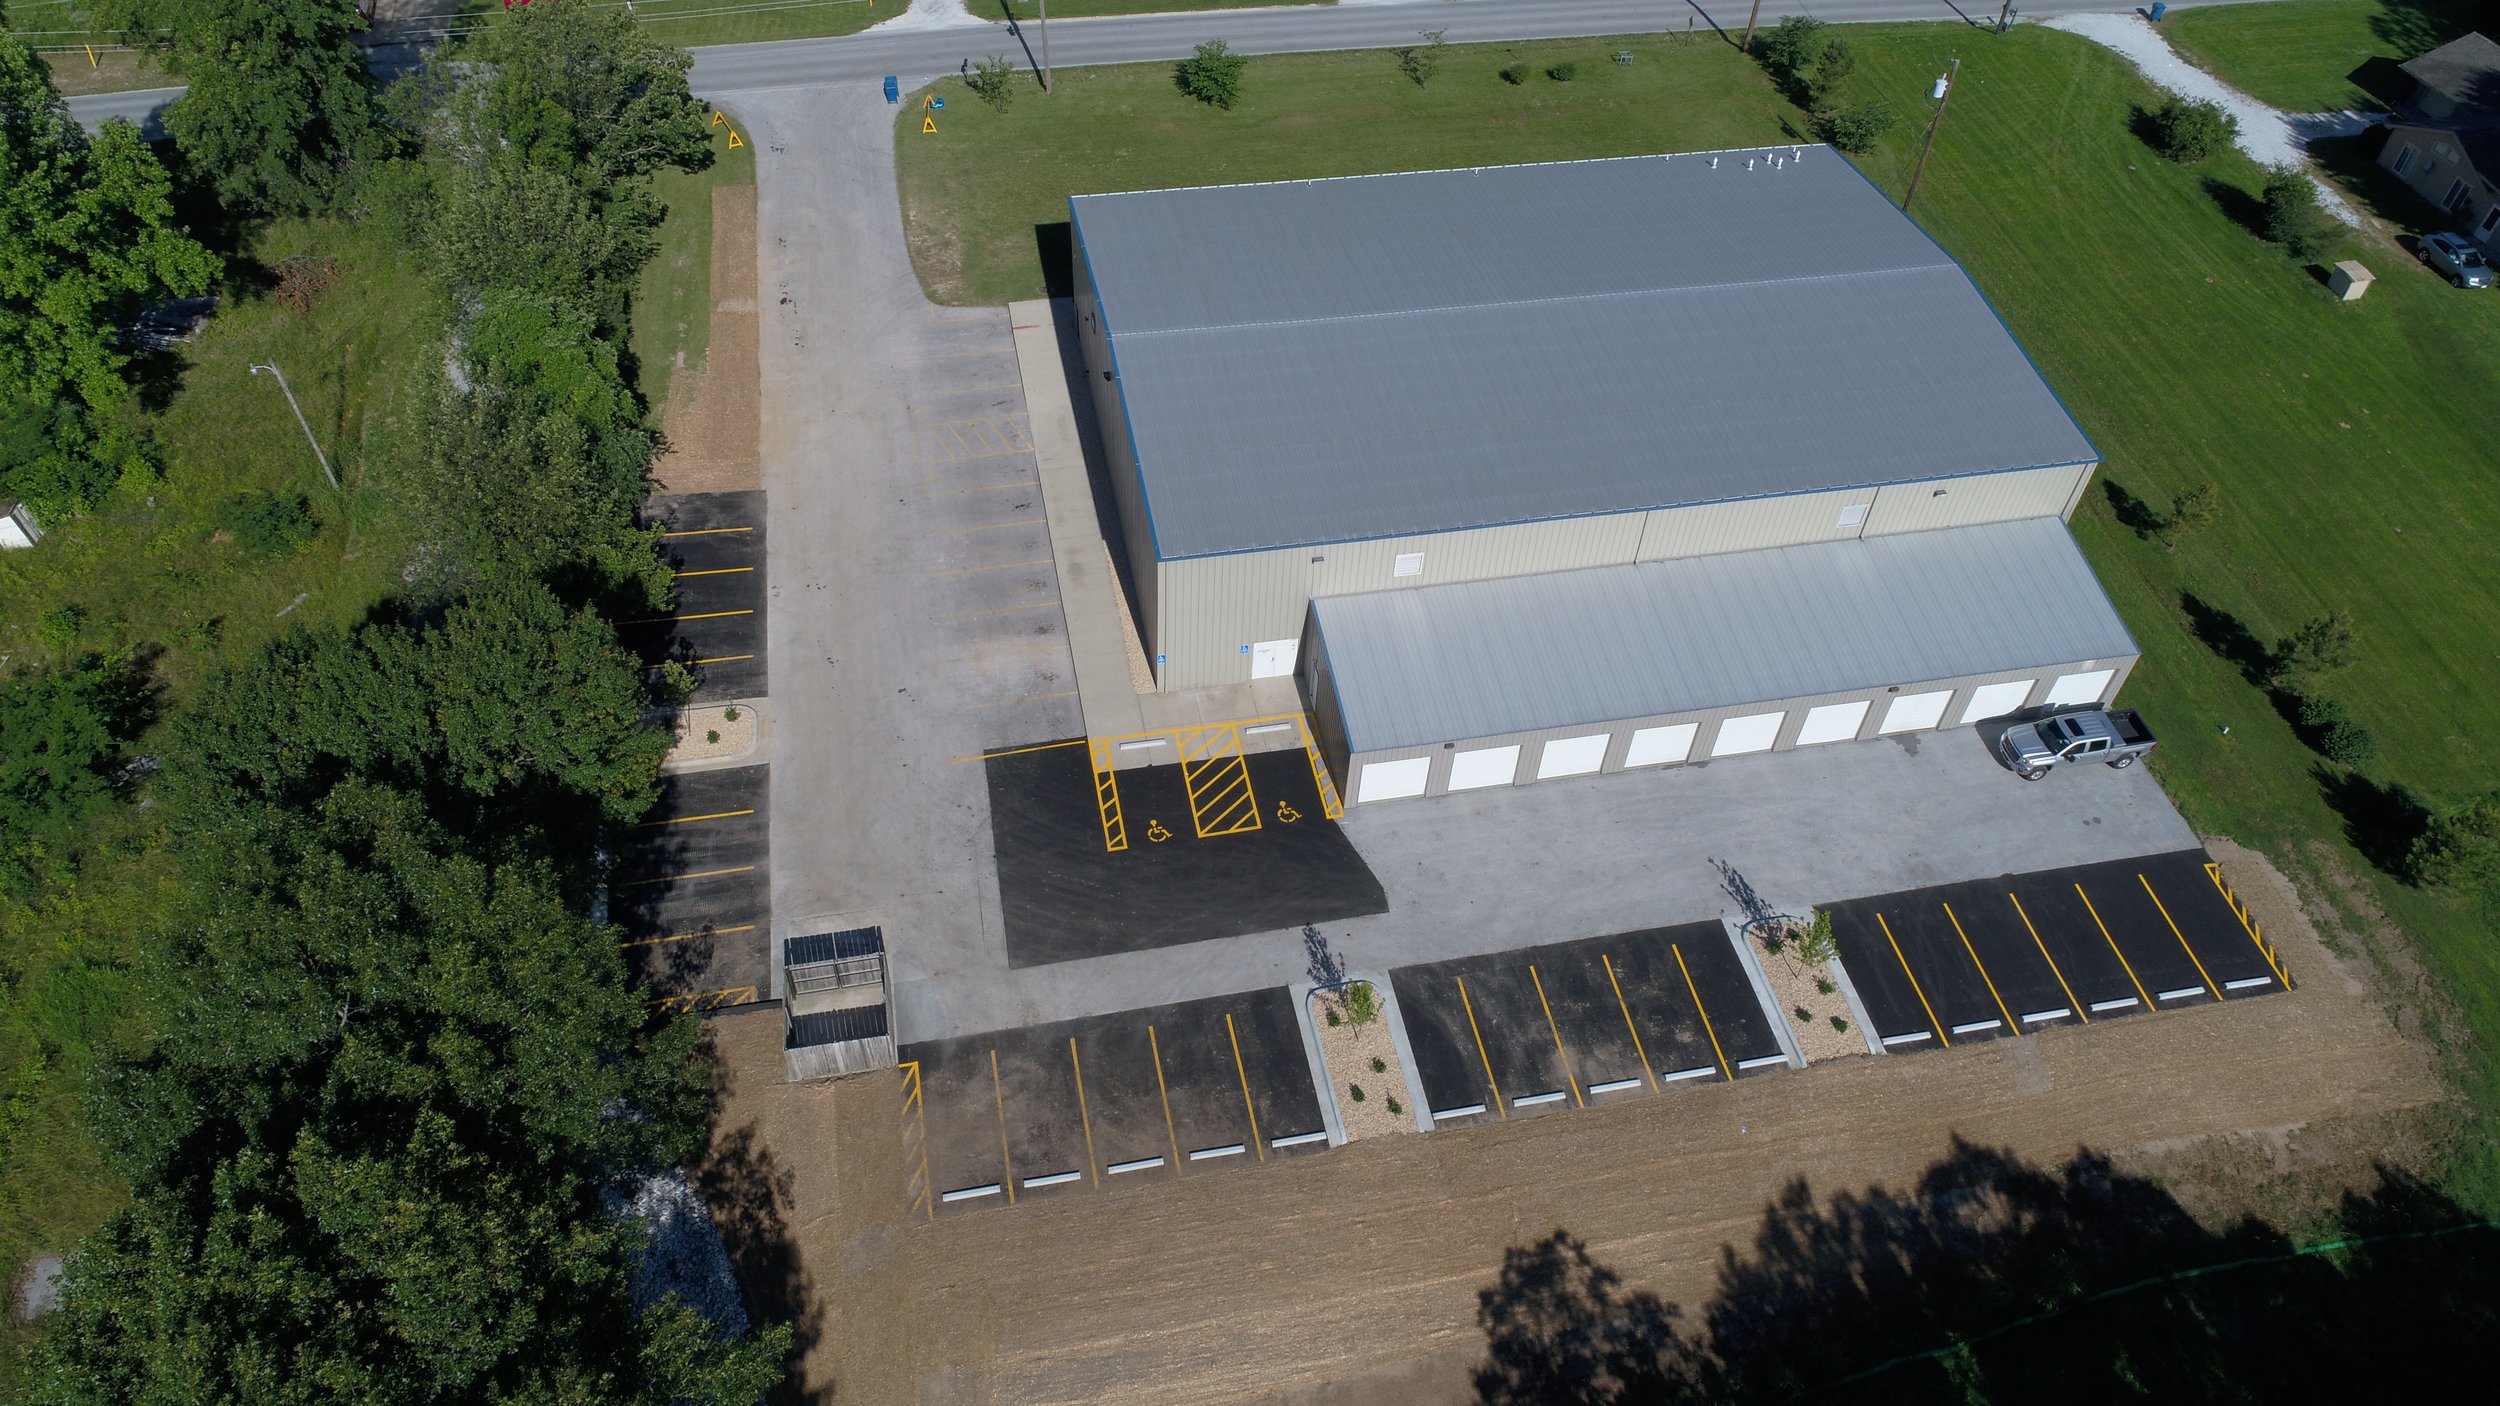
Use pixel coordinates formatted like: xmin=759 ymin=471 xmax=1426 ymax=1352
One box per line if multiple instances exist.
xmin=1998 ymin=708 xmax=2156 ymax=780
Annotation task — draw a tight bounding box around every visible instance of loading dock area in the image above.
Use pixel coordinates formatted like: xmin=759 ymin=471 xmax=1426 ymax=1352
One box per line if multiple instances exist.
xmin=1389 ymin=923 xmax=1787 ymax=1123
xmin=900 ymin=987 xmax=1326 ymax=1218
xmin=982 ymin=738 xmax=1385 ymax=966
xmin=615 ymin=765 xmax=772 ymax=1012
xmin=1827 ymin=848 xmax=2289 ymax=1050
xmin=635 ymin=490 xmax=768 ymax=705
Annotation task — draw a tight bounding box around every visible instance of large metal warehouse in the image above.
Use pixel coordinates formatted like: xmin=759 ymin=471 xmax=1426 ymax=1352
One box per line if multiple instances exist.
xmin=1069 ymin=148 xmax=2134 ymax=803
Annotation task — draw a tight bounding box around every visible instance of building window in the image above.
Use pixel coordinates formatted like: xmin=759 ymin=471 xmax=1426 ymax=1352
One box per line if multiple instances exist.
xmin=2479 ymin=204 xmax=2500 ymax=239
xmin=1393 ymin=552 xmax=1424 ymax=578
xmin=1835 ymin=503 xmax=1869 ymax=529
xmin=2393 ymin=143 xmax=2417 ymax=176
xmin=2445 ymin=178 xmax=2472 ymax=212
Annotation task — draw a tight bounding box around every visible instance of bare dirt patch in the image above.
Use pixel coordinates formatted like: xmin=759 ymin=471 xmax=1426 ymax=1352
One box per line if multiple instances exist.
xmin=1312 ymin=985 xmax=1412 ymax=1139
xmin=702 ymin=852 xmax=2448 ymax=1405
xmin=654 ymin=186 xmax=761 ymax=496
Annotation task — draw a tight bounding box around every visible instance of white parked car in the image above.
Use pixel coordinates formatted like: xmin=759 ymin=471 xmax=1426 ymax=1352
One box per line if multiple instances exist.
xmin=2420 ymin=232 xmax=2494 ymax=289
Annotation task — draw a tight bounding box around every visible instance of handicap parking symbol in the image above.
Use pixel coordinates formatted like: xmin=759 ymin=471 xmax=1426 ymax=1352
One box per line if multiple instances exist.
xmin=1275 ymin=801 xmax=1301 ymax=824
xmin=1145 ymin=819 xmax=1172 ymax=843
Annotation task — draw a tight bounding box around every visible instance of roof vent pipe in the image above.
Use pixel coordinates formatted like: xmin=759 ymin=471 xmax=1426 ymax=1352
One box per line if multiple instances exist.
xmin=1746 ymin=157 xmax=1755 ymax=170
xmin=1710 ymin=156 xmax=1719 ymax=169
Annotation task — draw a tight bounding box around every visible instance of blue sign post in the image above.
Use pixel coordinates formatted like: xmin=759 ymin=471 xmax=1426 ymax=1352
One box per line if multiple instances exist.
xmin=883 ymin=75 xmax=899 ymax=104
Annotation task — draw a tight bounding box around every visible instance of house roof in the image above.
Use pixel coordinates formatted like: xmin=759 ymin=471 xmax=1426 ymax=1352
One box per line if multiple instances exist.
xmin=2402 ymin=32 xmax=2500 ymax=113
xmin=1071 ymin=151 xmax=2098 ymax=561
xmin=1309 ymin=517 xmax=2137 ymax=754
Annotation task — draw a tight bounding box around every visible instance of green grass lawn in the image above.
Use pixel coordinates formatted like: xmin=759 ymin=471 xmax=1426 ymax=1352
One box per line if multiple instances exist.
xmin=0 ymin=215 xmax=433 ymax=1386
xmin=900 ymin=24 xmax=2500 ymax=1201
xmin=633 ymin=104 xmax=758 ymax=416
xmin=2161 ymin=0 xmax=2482 ymax=112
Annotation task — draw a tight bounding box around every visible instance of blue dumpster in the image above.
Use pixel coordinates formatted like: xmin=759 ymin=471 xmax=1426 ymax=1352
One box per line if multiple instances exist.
xmin=883 ymin=75 xmax=899 ymax=104
xmin=2149 ymin=2 xmax=2166 ymax=20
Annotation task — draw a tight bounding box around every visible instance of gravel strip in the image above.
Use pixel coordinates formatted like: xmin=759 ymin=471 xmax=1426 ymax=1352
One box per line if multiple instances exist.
xmin=2045 ymin=13 xmax=2374 ymax=227
xmin=1312 ymin=986 xmax=1413 ymax=1140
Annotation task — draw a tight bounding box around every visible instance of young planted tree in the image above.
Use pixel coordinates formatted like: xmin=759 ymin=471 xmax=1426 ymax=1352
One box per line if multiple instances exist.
xmin=0 ymin=32 xmax=219 ymax=514
xmin=2270 ymin=610 xmax=2360 ymax=684
xmin=1395 ymin=30 xmax=1448 ymax=89
xmin=2160 ymin=481 xmax=2221 ymax=545
xmin=968 ymin=54 xmax=1019 ymax=113
xmin=2260 ymin=165 xmax=2335 ymax=259
xmin=2149 ymin=96 xmax=2238 ymax=164
xmin=1177 ymin=38 xmax=1248 ymax=109
xmin=2411 ymin=791 xmax=2500 ymax=890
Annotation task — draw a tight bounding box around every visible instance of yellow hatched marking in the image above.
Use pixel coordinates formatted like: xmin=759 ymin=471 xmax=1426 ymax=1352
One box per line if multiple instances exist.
xmin=1601 ymin=954 xmax=1659 ymax=1092
xmin=900 ymin=1062 xmax=933 ymax=1221
xmin=2205 ymin=862 xmax=2292 ymax=988
xmin=1179 ymin=725 xmax=1261 ymax=839
xmin=619 ymin=923 xmax=756 ymax=948
xmin=1874 ymin=914 xmax=1950 ymax=1047
xmin=2074 ymin=883 xmax=2154 ymax=1007
xmin=1457 ymin=977 xmax=1507 ymax=1117
xmin=1089 ymin=739 xmax=1127 ymax=853
xmin=1224 ymin=1013 xmax=1266 ymax=1161
xmin=1293 ymin=716 xmax=1346 ymax=819
xmin=1672 ymin=943 xmax=1735 ymax=1077
xmin=2139 ymin=873 xmax=2221 ymax=1000
xmin=647 ymin=985 xmax=757 ymax=1013
xmin=1942 ymin=901 xmax=2019 ymax=1031
xmin=990 ymin=1049 xmax=1015 ymax=1205
xmin=2006 ymin=893 xmax=2086 ymax=1022
xmin=1528 ymin=965 xmax=1584 ymax=1107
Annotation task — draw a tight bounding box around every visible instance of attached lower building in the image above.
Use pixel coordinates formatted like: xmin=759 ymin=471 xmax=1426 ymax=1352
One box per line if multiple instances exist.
xmin=1068 ymin=148 xmax=2132 ymax=803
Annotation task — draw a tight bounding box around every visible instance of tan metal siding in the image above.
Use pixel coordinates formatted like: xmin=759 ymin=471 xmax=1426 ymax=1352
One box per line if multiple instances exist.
xmin=1156 ymin=515 xmax=1645 ymax=690
xmin=1633 ymin=488 xmax=1875 ymax=560
xmin=1862 ymin=463 xmax=2094 ymax=537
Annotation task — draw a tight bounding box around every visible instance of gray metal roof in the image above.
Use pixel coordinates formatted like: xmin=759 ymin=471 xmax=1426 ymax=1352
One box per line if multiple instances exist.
xmin=1071 ymin=151 xmax=2098 ymax=561
xmin=1310 ymin=518 xmax=2137 ymax=754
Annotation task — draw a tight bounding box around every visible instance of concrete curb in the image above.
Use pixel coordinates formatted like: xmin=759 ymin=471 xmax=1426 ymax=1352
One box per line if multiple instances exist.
xmin=1721 ymin=916 xmax=1806 ymax=1072
xmin=1285 ymin=978 xmax=1350 ymax=1147
xmin=661 ymin=697 xmax=771 ymax=775
xmin=1821 ymin=938 xmax=1888 ymax=1057
xmin=1367 ymin=971 xmax=1436 ymax=1134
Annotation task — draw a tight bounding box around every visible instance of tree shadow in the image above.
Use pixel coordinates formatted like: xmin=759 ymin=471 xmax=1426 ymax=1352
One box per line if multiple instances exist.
xmin=2178 ymin=590 xmax=2275 ymax=687
xmin=2313 ymin=763 xmax=2431 ymax=877
xmin=1472 ymin=1138 xmax=2499 ymax=1404
xmin=2201 ymin=174 xmax=2269 ymax=240
xmin=2368 ymin=0 xmax=2479 ymax=62
xmin=2125 ymin=102 xmax=2168 ymax=154
xmin=694 ymin=1111 xmax=827 ymax=1406
xmin=2309 ymin=130 xmax=2452 ymax=237
xmin=2100 ymin=477 xmax=2164 ymax=538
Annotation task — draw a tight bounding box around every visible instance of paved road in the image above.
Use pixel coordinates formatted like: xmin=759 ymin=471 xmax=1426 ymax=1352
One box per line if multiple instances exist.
xmin=67 ymin=0 xmax=2278 ymax=128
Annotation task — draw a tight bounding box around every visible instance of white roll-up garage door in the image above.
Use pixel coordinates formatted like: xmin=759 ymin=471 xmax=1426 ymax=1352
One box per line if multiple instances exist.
xmin=1878 ymin=690 xmax=1953 ymax=734
xmin=1622 ymin=723 xmax=1698 ymax=768
xmin=1536 ymin=734 xmax=1610 ymax=779
xmin=2044 ymin=669 xmax=2115 ymax=706
xmin=1447 ymin=744 xmax=1521 ymax=791
xmin=1794 ymin=700 xmax=1871 ymax=746
xmin=1958 ymin=680 xmax=2036 ymax=724
xmin=1357 ymin=756 xmax=1431 ymax=803
xmin=1711 ymin=711 xmax=1786 ymax=757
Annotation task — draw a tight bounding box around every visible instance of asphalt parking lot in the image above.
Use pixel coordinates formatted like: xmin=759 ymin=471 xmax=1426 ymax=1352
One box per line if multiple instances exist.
xmin=615 ymin=766 xmax=773 ymax=1012
xmin=1827 ymin=848 xmax=2290 ymax=1050
xmin=636 ymin=490 xmax=768 ymax=705
xmin=1390 ymin=923 xmax=1788 ymax=1123
xmin=900 ymin=987 xmax=1327 ymax=1218
xmin=983 ymin=738 xmax=1387 ymax=966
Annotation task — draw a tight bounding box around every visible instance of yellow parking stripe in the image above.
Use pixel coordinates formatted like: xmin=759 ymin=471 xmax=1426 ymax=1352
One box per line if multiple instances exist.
xmin=1672 ymin=943 xmax=1734 ymax=1078
xmin=672 ymin=566 xmax=755 ymax=577
xmin=2006 ymin=893 xmax=2086 ymax=1022
xmin=633 ymin=808 xmax=755 ymax=827
xmin=1224 ymin=1012 xmax=1265 ymax=1161
xmin=1069 ymin=1037 xmax=1099 ymax=1186
xmin=619 ymin=923 xmax=757 ymax=948
xmin=1874 ymin=913 xmax=1950 ymax=1047
xmin=616 ymin=864 xmax=755 ymax=888
xmin=2205 ymin=862 xmax=2293 ymax=988
xmin=2074 ymin=883 xmax=2154 ymax=1007
xmin=1457 ymin=977 xmax=1507 ymax=1117
xmin=1528 ymin=965 xmax=1584 ymax=1107
xmin=990 ymin=1048 xmax=1015 ymax=1205
xmin=1942 ymin=901 xmax=2019 ymax=1031
xmin=658 ymin=526 xmax=752 ymax=538
xmin=1601 ymin=954 xmax=1659 ymax=1092
xmin=2139 ymin=873 xmax=2221 ymax=1000
xmin=1148 ymin=1024 xmax=1182 ymax=1174
xmin=625 ymin=608 xmax=756 ymax=625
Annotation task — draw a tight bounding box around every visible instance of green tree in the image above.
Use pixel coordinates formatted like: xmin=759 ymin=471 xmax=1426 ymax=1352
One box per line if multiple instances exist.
xmin=1177 ymin=39 xmax=1248 ymax=109
xmin=2149 ymin=96 xmax=2237 ymax=165
xmin=1755 ymin=15 xmax=1827 ymax=78
xmin=2260 ymin=165 xmax=2334 ymax=259
xmin=968 ymin=54 xmax=1018 ymax=113
xmin=0 ymin=653 xmax=152 ymax=895
xmin=2411 ymin=791 xmax=2500 ymax=890
xmin=1815 ymin=97 xmax=1897 ymax=155
xmin=2160 ymin=480 xmax=2221 ymax=545
xmin=2270 ymin=610 xmax=2359 ymax=684
xmin=0 ymin=31 xmax=219 ymax=513
xmin=1395 ymin=30 xmax=1447 ymax=89
xmin=97 ymin=0 xmax=382 ymax=214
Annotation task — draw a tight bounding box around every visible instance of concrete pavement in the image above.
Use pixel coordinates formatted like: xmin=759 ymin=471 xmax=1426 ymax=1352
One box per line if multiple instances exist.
xmin=65 ymin=0 xmax=2286 ymax=128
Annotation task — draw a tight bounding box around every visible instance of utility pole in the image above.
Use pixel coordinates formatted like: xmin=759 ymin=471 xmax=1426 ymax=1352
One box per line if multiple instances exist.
xmin=249 ymin=361 xmax=338 ymax=490
xmin=1742 ymin=0 xmax=1763 ymax=53
xmin=1902 ymin=57 xmax=1960 ymax=214
xmin=1038 ymin=0 xmax=1052 ymax=92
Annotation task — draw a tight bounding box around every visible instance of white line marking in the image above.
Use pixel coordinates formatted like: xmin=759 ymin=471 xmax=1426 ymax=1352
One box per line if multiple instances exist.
xmin=1021 ymin=1171 xmax=1082 ymax=1190
xmin=1587 ymin=1077 xmax=1644 ymax=1095
xmin=1882 ymin=1031 xmax=1934 ymax=1046
xmin=2020 ymin=1008 xmax=2073 ymax=1024
xmin=1187 ymin=1143 xmax=1246 ymax=1161
xmin=1106 ymin=1156 xmax=1166 ymax=1175
xmin=1432 ymin=1103 xmax=1488 ymax=1119
xmin=2089 ymin=997 xmax=2141 ymax=1013
xmin=1513 ymin=1091 xmax=1567 ymax=1107
xmin=2157 ymin=986 xmax=2207 ymax=1002
xmin=1736 ymin=1054 xmax=1789 ymax=1071
xmin=1270 ymin=1130 xmax=1328 ymax=1149
xmin=940 ymin=1184 xmax=1002 ymax=1203
xmin=1663 ymin=1065 xmax=1720 ymax=1081
xmin=1116 ymin=737 xmax=1168 ymax=751
xmin=1950 ymin=1020 xmax=2004 ymax=1035
xmin=1243 ymin=722 xmax=1295 ymax=735
xmin=2224 ymin=976 xmax=2274 ymax=991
